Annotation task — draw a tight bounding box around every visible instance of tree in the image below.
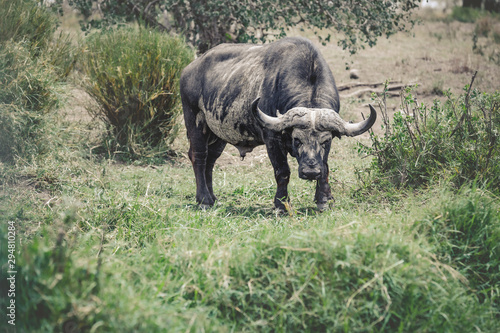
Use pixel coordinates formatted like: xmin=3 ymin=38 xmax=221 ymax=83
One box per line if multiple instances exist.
xmin=62 ymin=0 xmax=421 ymax=54
xmin=463 ymin=0 xmax=482 ymax=8
xmin=484 ymin=0 xmax=500 ymax=12
xmin=463 ymin=0 xmax=500 ymax=12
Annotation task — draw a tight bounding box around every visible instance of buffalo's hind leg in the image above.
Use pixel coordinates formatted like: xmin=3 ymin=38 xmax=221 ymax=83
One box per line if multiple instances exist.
xmin=206 ymin=139 xmax=227 ymax=202
xmin=184 ymin=103 xmax=218 ymax=207
xmin=187 ymin=146 xmax=213 ymax=207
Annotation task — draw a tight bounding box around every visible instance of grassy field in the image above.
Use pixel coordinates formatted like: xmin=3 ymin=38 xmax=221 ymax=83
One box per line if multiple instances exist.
xmin=1 ymin=4 xmax=500 ymax=333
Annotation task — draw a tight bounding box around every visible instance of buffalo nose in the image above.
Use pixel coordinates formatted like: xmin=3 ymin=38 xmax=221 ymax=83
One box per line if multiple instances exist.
xmin=299 ymin=168 xmax=321 ymax=180
xmin=305 ymin=158 xmax=319 ymax=169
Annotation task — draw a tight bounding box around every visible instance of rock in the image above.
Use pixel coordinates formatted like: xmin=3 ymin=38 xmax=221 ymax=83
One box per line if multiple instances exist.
xmin=349 ymin=69 xmax=360 ymax=80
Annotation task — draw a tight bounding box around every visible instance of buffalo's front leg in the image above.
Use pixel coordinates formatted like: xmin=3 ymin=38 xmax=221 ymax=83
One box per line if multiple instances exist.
xmin=315 ymin=161 xmax=334 ymax=211
xmin=266 ymin=138 xmax=291 ymax=212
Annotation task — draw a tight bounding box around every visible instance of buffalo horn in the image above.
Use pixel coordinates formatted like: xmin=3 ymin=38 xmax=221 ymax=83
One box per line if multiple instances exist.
xmin=252 ymin=98 xmax=314 ymax=131
xmin=318 ymin=104 xmax=377 ymax=137
xmin=252 ymin=98 xmax=377 ymax=136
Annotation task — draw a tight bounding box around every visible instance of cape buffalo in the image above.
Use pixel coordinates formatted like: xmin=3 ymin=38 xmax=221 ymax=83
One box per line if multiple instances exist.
xmin=180 ymin=37 xmax=376 ymax=211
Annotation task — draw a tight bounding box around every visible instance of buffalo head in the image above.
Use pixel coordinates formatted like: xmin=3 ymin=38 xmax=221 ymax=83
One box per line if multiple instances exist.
xmin=253 ymin=99 xmax=377 ymax=180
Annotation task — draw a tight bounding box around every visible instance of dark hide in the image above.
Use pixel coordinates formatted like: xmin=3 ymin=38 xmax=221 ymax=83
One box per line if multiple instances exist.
xmin=180 ymin=37 xmax=373 ymax=211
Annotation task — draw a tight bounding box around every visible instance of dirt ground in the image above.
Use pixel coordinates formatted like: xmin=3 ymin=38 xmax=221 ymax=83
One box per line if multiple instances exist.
xmin=65 ymin=9 xmax=500 ymax=168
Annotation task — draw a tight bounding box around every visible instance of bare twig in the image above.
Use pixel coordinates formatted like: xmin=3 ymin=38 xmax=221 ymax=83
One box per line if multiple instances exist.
xmin=449 ymin=71 xmax=477 ymax=138
xmin=340 ymin=88 xmax=400 ymax=99
xmin=402 ymin=115 xmax=418 ymax=153
xmin=381 ymin=81 xmax=390 ymax=138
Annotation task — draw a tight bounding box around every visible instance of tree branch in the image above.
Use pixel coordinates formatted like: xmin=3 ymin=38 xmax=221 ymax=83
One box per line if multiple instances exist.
xmin=337 ymin=80 xmax=403 ymax=91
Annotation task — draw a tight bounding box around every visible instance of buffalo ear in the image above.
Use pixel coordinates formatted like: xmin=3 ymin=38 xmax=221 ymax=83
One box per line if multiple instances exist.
xmin=251 ymin=97 xmax=261 ymax=117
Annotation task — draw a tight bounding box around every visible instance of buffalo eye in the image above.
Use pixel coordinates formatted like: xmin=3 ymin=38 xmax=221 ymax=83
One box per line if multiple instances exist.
xmin=294 ymin=138 xmax=303 ymax=148
xmin=321 ymin=140 xmax=329 ymax=149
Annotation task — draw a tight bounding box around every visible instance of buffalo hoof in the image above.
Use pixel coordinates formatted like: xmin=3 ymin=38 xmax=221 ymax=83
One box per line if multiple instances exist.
xmin=274 ymin=207 xmax=292 ymax=217
xmin=196 ymin=194 xmax=215 ymax=208
xmin=199 ymin=203 xmax=212 ymax=211
xmin=274 ymin=201 xmax=293 ymax=216
xmin=316 ymin=200 xmax=334 ymax=212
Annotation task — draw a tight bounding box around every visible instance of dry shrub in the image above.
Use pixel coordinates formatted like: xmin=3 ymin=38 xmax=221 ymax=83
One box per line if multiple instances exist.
xmin=81 ymin=27 xmax=194 ymax=158
xmin=475 ymin=16 xmax=495 ymax=37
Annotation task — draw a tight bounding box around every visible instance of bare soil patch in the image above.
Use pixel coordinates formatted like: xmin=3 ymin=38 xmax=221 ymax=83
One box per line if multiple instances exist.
xmin=66 ymin=14 xmax=500 ymax=167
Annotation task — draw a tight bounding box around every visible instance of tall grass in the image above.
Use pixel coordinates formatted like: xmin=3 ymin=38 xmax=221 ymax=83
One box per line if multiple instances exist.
xmin=415 ymin=187 xmax=500 ymax=308
xmin=0 ymin=0 xmax=80 ymax=165
xmin=0 ymin=0 xmax=77 ymax=79
xmin=0 ymin=41 xmax=62 ymax=163
xmin=80 ymin=27 xmax=194 ymax=157
xmin=0 ymin=0 xmax=58 ymax=55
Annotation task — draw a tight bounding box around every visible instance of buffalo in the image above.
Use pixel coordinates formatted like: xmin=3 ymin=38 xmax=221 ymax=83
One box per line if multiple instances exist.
xmin=180 ymin=37 xmax=376 ymax=211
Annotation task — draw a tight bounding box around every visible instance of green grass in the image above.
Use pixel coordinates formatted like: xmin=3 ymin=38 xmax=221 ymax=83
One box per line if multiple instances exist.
xmin=415 ymin=187 xmax=500 ymax=307
xmin=1 ymin=142 xmax=499 ymax=331
xmin=449 ymin=6 xmax=497 ymax=24
xmin=1 ymin=3 xmax=500 ymax=331
xmin=0 ymin=0 xmax=58 ymax=54
xmin=0 ymin=0 xmax=77 ymax=164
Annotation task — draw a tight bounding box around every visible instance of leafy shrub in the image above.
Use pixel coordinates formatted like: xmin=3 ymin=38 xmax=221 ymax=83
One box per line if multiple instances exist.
xmin=415 ymin=188 xmax=500 ymax=307
xmin=63 ymin=0 xmax=422 ymax=54
xmin=450 ymin=6 xmax=483 ymax=23
xmin=0 ymin=219 xmax=105 ymax=332
xmin=359 ymin=80 xmax=500 ymax=194
xmin=80 ymin=27 xmax=194 ymax=157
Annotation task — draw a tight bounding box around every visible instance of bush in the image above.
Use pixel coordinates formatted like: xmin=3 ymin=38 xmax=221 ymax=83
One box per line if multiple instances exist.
xmin=450 ymin=6 xmax=484 ymax=23
xmin=0 ymin=218 xmax=105 ymax=332
xmin=0 ymin=41 xmax=62 ymax=163
xmin=0 ymin=0 xmax=77 ymax=79
xmin=415 ymin=188 xmax=500 ymax=308
xmin=0 ymin=0 xmax=57 ymax=54
xmin=359 ymin=79 xmax=500 ymax=194
xmin=80 ymin=27 xmax=194 ymax=157
xmin=0 ymin=0 xmax=77 ymax=163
